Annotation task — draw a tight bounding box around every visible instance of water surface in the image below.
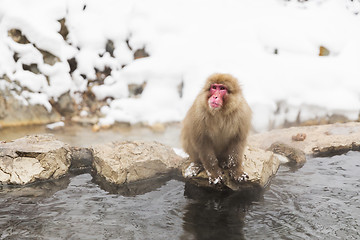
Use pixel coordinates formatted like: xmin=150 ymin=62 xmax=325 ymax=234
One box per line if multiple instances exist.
xmin=1 ymin=152 xmax=359 ymax=239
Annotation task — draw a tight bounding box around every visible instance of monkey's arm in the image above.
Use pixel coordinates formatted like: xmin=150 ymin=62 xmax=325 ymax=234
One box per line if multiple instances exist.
xmin=198 ymin=137 xmax=224 ymax=184
xmin=222 ymin=137 xmax=249 ymax=182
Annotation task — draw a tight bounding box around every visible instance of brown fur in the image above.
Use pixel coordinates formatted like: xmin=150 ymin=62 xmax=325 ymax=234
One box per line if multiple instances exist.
xmin=181 ymin=73 xmax=252 ymax=183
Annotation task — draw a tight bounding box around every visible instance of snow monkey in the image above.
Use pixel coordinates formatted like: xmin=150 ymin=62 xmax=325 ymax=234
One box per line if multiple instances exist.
xmin=181 ymin=73 xmax=252 ymax=184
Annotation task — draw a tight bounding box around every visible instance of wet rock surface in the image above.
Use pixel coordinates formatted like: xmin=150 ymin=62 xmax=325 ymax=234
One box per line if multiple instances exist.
xmin=92 ymin=140 xmax=184 ymax=185
xmin=182 ymin=146 xmax=281 ymax=191
xmin=1 ymin=122 xmax=359 ymax=191
xmin=267 ymin=141 xmax=306 ymax=166
xmin=0 ymin=135 xmax=71 ymax=185
xmin=69 ymin=147 xmax=93 ymax=172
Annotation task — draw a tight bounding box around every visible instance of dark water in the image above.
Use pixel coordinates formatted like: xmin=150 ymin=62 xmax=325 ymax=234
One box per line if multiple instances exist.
xmin=1 ymin=152 xmax=359 ymax=240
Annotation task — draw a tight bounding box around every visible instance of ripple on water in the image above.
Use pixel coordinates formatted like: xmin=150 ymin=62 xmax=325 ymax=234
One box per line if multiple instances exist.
xmin=1 ymin=152 xmax=360 ymax=239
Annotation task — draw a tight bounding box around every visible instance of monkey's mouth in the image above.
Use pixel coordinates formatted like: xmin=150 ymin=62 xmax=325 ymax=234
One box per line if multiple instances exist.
xmin=209 ymin=100 xmax=222 ymax=109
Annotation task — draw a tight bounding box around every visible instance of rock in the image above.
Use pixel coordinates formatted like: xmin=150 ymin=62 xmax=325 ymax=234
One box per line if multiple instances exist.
xmin=128 ymin=82 xmax=147 ymax=97
xmin=51 ymin=91 xmax=75 ymax=116
xmin=134 ymin=47 xmax=149 ymax=59
xmin=58 ymin=18 xmax=69 ymax=41
xmin=69 ymin=147 xmax=93 ymax=171
xmin=67 ymin=57 xmax=78 ymax=74
xmin=182 ymin=146 xmax=280 ymax=191
xmin=92 ymin=140 xmax=185 ymax=184
xmin=312 ymin=142 xmax=360 ymax=157
xmin=22 ymin=63 xmax=41 ymax=74
xmin=0 ymin=135 xmax=71 ymax=185
xmin=249 ymin=122 xmax=360 ymax=156
xmin=8 ymin=29 xmax=30 ymax=44
xmin=292 ymin=133 xmax=306 ymax=141
xmin=94 ymin=67 xmax=112 ymax=84
xmin=319 ymin=45 xmax=330 ymax=56
xmin=0 ymin=84 xmax=61 ymax=127
xmin=38 ymin=49 xmax=60 ymax=66
xmin=105 ymin=39 xmax=115 ymax=57
xmin=267 ymin=141 xmax=306 ymax=166
xmin=243 ymin=146 xmax=280 ymax=187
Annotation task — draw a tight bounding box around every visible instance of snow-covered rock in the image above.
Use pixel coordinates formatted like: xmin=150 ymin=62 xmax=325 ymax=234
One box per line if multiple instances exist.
xmin=0 ymin=82 xmax=61 ymax=127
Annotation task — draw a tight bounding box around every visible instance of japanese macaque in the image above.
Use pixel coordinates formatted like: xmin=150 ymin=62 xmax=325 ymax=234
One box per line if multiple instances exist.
xmin=181 ymin=73 xmax=252 ymax=184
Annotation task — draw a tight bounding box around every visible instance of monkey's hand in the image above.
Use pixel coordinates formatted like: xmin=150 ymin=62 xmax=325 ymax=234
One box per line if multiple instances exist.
xmin=231 ymin=171 xmax=249 ymax=183
xmin=184 ymin=162 xmax=203 ymax=178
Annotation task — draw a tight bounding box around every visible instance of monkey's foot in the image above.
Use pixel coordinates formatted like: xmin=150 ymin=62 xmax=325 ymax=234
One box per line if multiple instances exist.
xmin=184 ymin=162 xmax=202 ymax=178
xmin=208 ymin=175 xmax=223 ymax=185
xmin=231 ymin=172 xmax=249 ymax=182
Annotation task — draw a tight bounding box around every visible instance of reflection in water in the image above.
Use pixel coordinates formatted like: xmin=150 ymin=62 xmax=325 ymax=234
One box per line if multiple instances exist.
xmin=93 ymin=172 xmax=182 ymax=197
xmin=0 ymin=176 xmax=71 ymax=239
xmin=182 ymin=182 xmax=262 ymax=240
xmin=0 ymin=174 xmax=189 ymax=239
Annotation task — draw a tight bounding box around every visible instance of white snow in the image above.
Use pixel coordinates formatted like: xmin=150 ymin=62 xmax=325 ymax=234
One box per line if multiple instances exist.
xmin=173 ymin=148 xmax=189 ymax=159
xmin=46 ymin=121 xmax=65 ymax=130
xmin=0 ymin=0 xmax=359 ymax=132
xmin=274 ymin=154 xmax=290 ymax=164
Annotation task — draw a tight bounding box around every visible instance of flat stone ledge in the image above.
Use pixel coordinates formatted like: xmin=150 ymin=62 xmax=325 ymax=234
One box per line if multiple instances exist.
xmin=249 ymin=122 xmax=360 ymax=156
xmin=0 ymin=135 xmax=71 ymax=185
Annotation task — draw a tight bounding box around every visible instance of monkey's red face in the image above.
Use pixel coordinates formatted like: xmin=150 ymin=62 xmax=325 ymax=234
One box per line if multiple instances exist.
xmin=208 ymin=84 xmax=228 ymax=109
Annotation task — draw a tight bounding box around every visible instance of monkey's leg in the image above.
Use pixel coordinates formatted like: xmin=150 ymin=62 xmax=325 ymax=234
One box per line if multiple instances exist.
xmin=198 ymin=145 xmax=224 ymax=184
xmin=184 ymin=151 xmax=203 ymax=178
xmin=224 ymin=141 xmax=249 ymax=182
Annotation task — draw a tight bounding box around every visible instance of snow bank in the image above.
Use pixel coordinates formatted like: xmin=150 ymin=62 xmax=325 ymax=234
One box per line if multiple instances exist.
xmin=0 ymin=0 xmax=359 ymax=131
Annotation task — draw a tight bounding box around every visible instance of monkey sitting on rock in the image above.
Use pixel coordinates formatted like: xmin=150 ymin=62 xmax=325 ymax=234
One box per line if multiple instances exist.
xmin=181 ymin=73 xmax=252 ymax=185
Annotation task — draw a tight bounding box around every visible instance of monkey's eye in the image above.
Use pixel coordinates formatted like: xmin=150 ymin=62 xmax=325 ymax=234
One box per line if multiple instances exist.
xmin=212 ymin=85 xmax=217 ymax=90
xmin=220 ymin=86 xmax=226 ymax=90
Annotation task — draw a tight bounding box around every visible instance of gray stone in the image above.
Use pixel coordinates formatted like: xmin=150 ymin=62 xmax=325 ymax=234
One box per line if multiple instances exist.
xmin=92 ymin=140 xmax=184 ymax=184
xmin=0 ymin=135 xmax=71 ymax=185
